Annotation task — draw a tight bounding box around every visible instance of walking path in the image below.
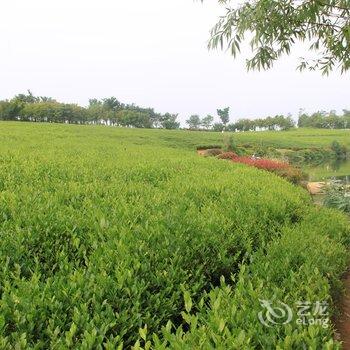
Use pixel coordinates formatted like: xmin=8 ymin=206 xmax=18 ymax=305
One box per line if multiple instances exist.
xmin=335 ymin=271 xmax=350 ymax=349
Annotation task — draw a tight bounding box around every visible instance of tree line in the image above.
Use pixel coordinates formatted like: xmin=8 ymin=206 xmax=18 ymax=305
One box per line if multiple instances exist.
xmin=1 ymin=91 xmax=349 ymax=131
xmin=186 ymin=108 xmax=295 ymax=131
xmin=187 ymin=108 xmax=350 ymax=131
xmin=0 ymin=91 xmax=180 ymax=129
xmin=298 ymin=110 xmax=350 ymax=129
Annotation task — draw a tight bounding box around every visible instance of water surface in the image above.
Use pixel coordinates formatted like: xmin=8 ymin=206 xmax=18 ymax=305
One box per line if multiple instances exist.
xmin=302 ymin=159 xmax=350 ymax=183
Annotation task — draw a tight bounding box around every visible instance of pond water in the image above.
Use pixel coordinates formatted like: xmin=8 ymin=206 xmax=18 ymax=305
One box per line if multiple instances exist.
xmin=302 ymin=159 xmax=350 ymax=183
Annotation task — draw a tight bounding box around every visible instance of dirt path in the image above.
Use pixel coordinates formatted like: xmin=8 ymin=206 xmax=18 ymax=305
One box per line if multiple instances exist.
xmin=335 ymin=270 xmax=350 ymax=349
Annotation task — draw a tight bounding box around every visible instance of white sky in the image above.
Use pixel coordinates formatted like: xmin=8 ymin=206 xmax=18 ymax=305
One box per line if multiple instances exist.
xmin=1 ymin=0 xmax=349 ymax=124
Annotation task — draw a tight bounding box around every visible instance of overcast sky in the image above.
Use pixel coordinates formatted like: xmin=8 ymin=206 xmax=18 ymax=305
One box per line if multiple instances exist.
xmin=1 ymin=0 xmax=349 ymax=124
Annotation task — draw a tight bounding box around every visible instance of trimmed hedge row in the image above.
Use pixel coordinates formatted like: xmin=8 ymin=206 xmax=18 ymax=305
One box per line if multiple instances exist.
xmin=0 ymin=123 xmax=348 ymax=349
xmin=147 ymin=209 xmax=350 ymax=349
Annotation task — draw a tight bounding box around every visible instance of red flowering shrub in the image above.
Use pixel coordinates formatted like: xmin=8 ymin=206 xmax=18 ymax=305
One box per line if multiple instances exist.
xmin=220 ymin=155 xmax=303 ymax=184
xmin=230 ymin=157 xmax=289 ymax=171
xmin=249 ymin=158 xmax=289 ymax=171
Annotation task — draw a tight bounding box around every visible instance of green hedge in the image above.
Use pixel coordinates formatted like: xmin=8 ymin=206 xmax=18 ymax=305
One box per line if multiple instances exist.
xmin=148 ymin=209 xmax=349 ymax=349
xmin=0 ymin=123 xmax=348 ymax=349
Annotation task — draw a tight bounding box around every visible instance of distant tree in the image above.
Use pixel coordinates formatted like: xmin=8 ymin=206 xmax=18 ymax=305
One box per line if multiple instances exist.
xmin=226 ymin=123 xmax=236 ymax=132
xmin=297 ymin=110 xmax=350 ymax=129
xmin=0 ymin=92 xmax=176 ymax=128
xmin=343 ymin=109 xmax=350 ymax=128
xmin=0 ymin=100 xmax=22 ymax=120
xmin=265 ymin=116 xmax=276 ymax=130
xmin=282 ymin=115 xmax=295 ymax=130
xmin=231 ymin=115 xmax=295 ymax=132
xmin=298 ymin=112 xmax=310 ymax=128
xmin=102 ymin=97 xmax=122 ymax=112
xmin=217 ymin=107 xmax=230 ymax=130
xmin=87 ymin=103 xmax=104 ymax=124
xmin=118 ymin=110 xmax=153 ymax=128
xmin=309 ymin=112 xmax=328 ymax=128
xmin=255 ymin=118 xmax=265 ymax=130
xmin=207 ymin=0 xmax=350 ymax=74
xmin=201 ymin=114 xmax=214 ymax=130
xmin=234 ymin=118 xmax=253 ymax=132
xmin=186 ymin=115 xmax=201 ymax=130
xmin=88 ymin=98 xmax=102 ymax=107
xmin=212 ymin=122 xmax=224 ymax=132
xmin=39 ymin=96 xmax=56 ymax=103
xmin=13 ymin=90 xmax=39 ymax=104
xmin=274 ymin=115 xmax=295 ymax=130
xmin=160 ymin=113 xmax=180 ymax=129
xmin=20 ymin=102 xmax=49 ymax=122
xmin=232 ymin=119 xmax=243 ymax=132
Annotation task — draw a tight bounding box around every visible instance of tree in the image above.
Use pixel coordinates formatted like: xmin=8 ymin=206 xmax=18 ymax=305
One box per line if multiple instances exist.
xmin=280 ymin=115 xmax=295 ymax=130
xmin=217 ymin=107 xmax=230 ymax=129
xmin=186 ymin=115 xmax=201 ymax=130
xmin=0 ymin=92 xmax=180 ymax=128
xmin=0 ymin=100 xmax=22 ymax=120
xmin=207 ymin=0 xmax=350 ymax=74
xmin=13 ymin=90 xmax=39 ymax=104
xmin=159 ymin=113 xmax=180 ymax=129
xmin=201 ymin=114 xmax=214 ymax=130
xmin=39 ymin=96 xmax=56 ymax=103
xmin=88 ymin=98 xmax=102 ymax=107
xmin=102 ymin=97 xmax=122 ymax=112
xmin=233 ymin=118 xmax=253 ymax=131
xmin=343 ymin=109 xmax=350 ymax=128
xmin=118 ymin=110 xmax=153 ymax=128
xmin=213 ymin=122 xmax=224 ymax=132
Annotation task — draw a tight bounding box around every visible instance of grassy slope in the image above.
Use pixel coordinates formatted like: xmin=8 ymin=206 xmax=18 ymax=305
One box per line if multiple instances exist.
xmin=227 ymin=128 xmax=350 ymax=149
xmin=3 ymin=122 xmax=349 ymax=151
xmin=0 ymin=122 xmax=349 ymax=349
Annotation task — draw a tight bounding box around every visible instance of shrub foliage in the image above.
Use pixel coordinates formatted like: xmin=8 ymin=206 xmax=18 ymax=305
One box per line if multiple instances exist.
xmin=0 ymin=122 xmax=348 ymax=348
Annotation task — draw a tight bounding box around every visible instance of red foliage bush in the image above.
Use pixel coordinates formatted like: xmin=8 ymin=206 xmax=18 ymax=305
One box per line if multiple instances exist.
xmin=232 ymin=157 xmax=290 ymax=171
xmin=217 ymin=154 xmax=304 ymax=184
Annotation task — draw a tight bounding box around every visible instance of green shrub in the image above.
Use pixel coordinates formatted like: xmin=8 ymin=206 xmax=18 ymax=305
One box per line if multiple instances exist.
xmin=324 ymin=182 xmax=350 ymax=214
xmin=202 ymin=148 xmax=223 ymax=157
xmin=223 ymin=135 xmax=242 ymax=155
xmin=254 ymin=146 xmax=268 ymax=157
xmin=284 ymin=148 xmax=334 ymax=165
xmin=196 ymin=144 xmax=222 ymax=150
xmin=216 ymin=151 xmax=238 ymax=160
xmin=331 ymin=141 xmax=348 ymax=160
xmin=0 ymin=122 xmax=348 ymax=348
xmin=150 ymin=209 xmax=350 ymax=349
xmin=275 ymin=166 xmax=308 ymax=185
